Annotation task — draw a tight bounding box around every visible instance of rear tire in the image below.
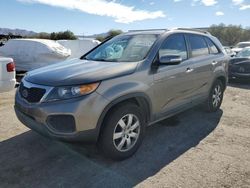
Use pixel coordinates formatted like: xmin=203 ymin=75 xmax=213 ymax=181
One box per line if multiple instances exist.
xmin=98 ymin=103 xmax=145 ymax=160
xmin=205 ymin=80 xmax=224 ymax=112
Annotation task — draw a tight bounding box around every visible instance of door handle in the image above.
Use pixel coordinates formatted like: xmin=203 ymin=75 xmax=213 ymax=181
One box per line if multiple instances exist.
xmin=186 ymin=67 xmax=194 ymax=73
xmin=212 ymin=61 xmax=218 ymax=65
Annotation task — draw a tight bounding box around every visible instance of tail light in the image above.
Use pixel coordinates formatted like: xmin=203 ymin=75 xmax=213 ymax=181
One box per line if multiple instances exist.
xmin=6 ymin=62 xmax=15 ymax=72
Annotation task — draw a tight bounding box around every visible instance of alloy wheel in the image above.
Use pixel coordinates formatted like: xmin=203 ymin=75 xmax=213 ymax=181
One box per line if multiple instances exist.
xmin=113 ymin=114 xmax=140 ymax=152
xmin=212 ymin=85 xmax=222 ymax=108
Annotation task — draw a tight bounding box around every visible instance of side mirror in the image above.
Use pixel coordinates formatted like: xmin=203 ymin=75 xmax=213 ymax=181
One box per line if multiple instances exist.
xmin=159 ymin=55 xmax=182 ymax=65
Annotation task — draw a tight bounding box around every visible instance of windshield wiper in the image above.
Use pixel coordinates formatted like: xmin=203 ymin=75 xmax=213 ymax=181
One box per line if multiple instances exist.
xmin=82 ymin=57 xmax=119 ymax=62
xmin=81 ymin=56 xmax=89 ymax=60
xmin=81 ymin=57 xmax=106 ymax=61
xmin=93 ymin=58 xmax=108 ymax=61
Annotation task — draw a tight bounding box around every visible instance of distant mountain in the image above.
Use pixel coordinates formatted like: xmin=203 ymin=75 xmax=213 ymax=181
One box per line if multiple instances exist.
xmin=82 ymin=32 xmax=108 ymax=39
xmin=0 ymin=28 xmax=37 ymax=36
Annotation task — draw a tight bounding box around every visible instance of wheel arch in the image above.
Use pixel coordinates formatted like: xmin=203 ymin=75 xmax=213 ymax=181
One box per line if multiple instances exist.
xmin=216 ymin=75 xmax=227 ymax=91
xmin=95 ymin=92 xmax=152 ymax=141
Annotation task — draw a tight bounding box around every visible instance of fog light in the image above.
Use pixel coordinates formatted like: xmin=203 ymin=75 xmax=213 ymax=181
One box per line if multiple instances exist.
xmin=47 ymin=115 xmax=76 ymax=133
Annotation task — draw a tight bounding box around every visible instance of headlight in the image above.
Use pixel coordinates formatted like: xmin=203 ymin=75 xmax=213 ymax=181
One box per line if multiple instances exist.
xmin=44 ymin=82 xmax=100 ymax=102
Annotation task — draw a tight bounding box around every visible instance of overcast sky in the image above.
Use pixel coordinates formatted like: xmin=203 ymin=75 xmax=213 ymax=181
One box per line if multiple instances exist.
xmin=0 ymin=0 xmax=250 ymax=35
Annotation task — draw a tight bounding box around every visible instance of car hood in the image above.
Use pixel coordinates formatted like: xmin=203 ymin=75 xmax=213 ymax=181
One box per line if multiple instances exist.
xmin=230 ymin=57 xmax=250 ymax=65
xmin=25 ymin=58 xmax=139 ymax=86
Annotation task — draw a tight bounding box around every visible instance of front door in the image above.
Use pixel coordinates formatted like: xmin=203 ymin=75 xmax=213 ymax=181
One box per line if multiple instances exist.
xmin=152 ymin=33 xmax=195 ymax=119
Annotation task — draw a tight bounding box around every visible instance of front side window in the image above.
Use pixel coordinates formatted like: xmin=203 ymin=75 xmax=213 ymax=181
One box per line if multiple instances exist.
xmin=189 ymin=35 xmax=209 ymax=58
xmin=84 ymin=34 xmax=158 ymax=62
xmin=159 ymin=34 xmax=188 ymax=60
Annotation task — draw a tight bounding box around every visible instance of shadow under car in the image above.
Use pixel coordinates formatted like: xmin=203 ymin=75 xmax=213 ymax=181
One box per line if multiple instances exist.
xmin=0 ymin=107 xmax=222 ymax=188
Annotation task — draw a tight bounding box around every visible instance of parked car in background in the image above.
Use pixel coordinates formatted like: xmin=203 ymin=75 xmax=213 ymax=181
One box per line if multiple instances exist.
xmin=232 ymin=41 xmax=250 ymax=54
xmin=0 ymin=41 xmax=5 ymax=47
xmin=0 ymin=56 xmax=16 ymax=93
xmin=15 ymin=28 xmax=228 ymax=160
xmin=0 ymin=39 xmax=71 ymax=72
xmin=224 ymin=46 xmax=236 ymax=57
xmin=57 ymin=39 xmax=100 ymax=59
xmin=229 ymin=47 xmax=250 ymax=81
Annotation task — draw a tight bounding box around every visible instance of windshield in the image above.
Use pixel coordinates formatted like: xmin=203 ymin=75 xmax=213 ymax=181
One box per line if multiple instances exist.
xmin=84 ymin=34 xmax=158 ymax=62
xmin=236 ymin=48 xmax=250 ymax=58
xmin=236 ymin=43 xmax=250 ymax=48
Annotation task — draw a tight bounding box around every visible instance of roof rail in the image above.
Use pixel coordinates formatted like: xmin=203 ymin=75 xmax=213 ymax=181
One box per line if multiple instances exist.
xmin=173 ymin=28 xmax=211 ymax=35
xmin=128 ymin=29 xmax=168 ymax=32
xmin=127 ymin=28 xmax=211 ymax=35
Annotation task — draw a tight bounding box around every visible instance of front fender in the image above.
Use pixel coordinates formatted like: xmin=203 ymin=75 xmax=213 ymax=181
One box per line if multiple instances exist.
xmin=95 ymin=90 xmax=152 ymax=141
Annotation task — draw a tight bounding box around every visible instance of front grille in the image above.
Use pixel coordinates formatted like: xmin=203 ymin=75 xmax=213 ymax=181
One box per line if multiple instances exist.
xmin=19 ymin=82 xmax=46 ymax=103
xmin=230 ymin=64 xmax=250 ymax=73
xmin=240 ymin=64 xmax=250 ymax=73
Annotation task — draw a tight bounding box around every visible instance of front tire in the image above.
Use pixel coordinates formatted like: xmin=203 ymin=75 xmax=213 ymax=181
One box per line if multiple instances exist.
xmin=205 ymin=80 xmax=224 ymax=112
xmin=98 ymin=103 xmax=145 ymax=160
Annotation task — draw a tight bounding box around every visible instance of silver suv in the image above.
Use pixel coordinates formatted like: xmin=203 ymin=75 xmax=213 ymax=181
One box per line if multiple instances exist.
xmin=15 ymin=28 xmax=228 ymax=160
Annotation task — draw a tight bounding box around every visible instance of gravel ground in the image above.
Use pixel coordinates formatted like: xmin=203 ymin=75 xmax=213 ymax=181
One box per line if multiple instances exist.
xmin=0 ymin=83 xmax=250 ymax=188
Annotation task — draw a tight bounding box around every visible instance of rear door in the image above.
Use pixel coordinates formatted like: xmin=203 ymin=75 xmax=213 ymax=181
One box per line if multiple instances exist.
xmin=185 ymin=34 xmax=215 ymax=101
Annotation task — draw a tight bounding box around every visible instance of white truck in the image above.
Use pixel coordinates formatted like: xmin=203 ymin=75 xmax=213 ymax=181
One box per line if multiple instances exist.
xmin=0 ymin=57 xmax=16 ymax=93
xmin=57 ymin=39 xmax=100 ymax=59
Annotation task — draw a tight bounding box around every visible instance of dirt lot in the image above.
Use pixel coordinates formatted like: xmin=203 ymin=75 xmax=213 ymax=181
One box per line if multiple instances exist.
xmin=0 ymin=83 xmax=250 ymax=188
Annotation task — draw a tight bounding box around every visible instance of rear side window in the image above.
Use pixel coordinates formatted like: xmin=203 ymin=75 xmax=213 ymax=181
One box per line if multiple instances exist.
xmin=205 ymin=38 xmax=219 ymax=54
xmin=189 ymin=35 xmax=209 ymax=57
xmin=159 ymin=34 xmax=188 ymax=60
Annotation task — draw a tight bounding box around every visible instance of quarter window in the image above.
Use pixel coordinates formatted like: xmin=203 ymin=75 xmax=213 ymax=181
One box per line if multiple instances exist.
xmin=189 ymin=35 xmax=209 ymax=57
xmin=159 ymin=34 xmax=188 ymax=60
xmin=205 ymin=38 xmax=219 ymax=54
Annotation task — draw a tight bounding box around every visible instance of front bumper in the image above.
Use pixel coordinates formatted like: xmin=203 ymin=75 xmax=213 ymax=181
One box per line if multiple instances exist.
xmin=15 ymin=106 xmax=97 ymax=142
xmin=15 ymin=88 xmax=109 ymax=142
xmin=229 ymin=72 xmax=250 ymax=79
